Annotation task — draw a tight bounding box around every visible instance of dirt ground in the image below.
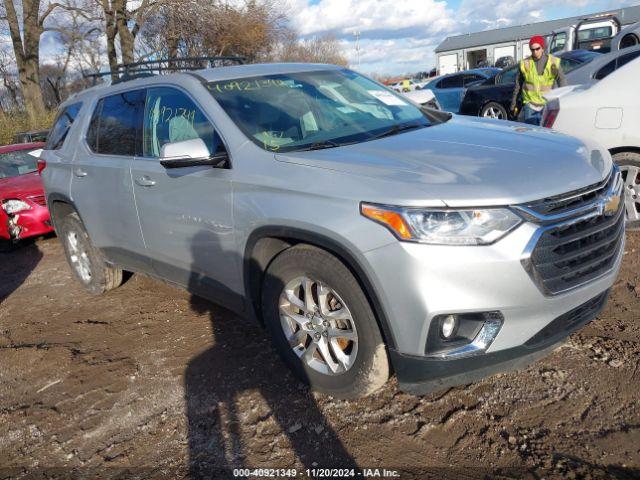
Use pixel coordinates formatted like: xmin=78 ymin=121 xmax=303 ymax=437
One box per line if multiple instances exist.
xmin=1 ymin=233 xmax=639 ymax=480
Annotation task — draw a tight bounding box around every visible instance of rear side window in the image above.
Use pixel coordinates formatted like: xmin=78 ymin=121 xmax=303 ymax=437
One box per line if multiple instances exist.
xmin=86 ymin=90 xmax=144 ymax=156
xmin=46 ymin=102 xmax=82 ymax=150
xmin=594 ymin=59 xmax=616 ymax=80
xmin=615 ymin=49 xmax=640 ymax=70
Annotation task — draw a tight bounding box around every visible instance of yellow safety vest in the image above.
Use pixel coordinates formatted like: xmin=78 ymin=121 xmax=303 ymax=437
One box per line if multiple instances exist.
xmin=519 ymin=55 xmax=561 ymax=106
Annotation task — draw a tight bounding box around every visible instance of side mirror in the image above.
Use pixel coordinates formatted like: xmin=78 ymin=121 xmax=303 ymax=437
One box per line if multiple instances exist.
xmin=159 ymin=138 xmax=229 ymax=169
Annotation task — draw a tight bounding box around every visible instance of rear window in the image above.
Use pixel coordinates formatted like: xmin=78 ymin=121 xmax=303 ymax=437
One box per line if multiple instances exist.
xmin=45 ymin=102 xmax=82 ymax=150
xmin=0 ymin=149 xmax=39 ymax=179
xmin=577 ymin=26 xmax=613 ymax=42
xmin=86 ymin=90 xmax=143 ymax=156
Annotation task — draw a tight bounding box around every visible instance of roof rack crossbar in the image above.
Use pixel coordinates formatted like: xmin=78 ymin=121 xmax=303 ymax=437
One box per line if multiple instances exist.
xmin=83 ymin=55 xmax=246 ymax=84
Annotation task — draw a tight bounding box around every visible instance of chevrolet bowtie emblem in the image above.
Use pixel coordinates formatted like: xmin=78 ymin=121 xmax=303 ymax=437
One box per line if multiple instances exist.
xmin=603 ymin=194 xmax=620 ymax=216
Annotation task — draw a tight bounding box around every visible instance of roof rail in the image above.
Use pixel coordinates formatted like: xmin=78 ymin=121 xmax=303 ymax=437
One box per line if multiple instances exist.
xmin=83 ymin=56 xmax=246 ymax=85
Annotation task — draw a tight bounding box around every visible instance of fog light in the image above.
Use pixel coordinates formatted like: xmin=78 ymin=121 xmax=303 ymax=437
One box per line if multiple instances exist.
xmin=441 ymin=315 xmax=457 ymax=339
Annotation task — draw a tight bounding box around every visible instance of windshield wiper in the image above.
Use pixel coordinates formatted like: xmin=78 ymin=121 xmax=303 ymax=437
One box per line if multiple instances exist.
xmin=370 ymin=123 xmax=425 ymax=140
xmin=293 ymin=139 xmax=348 ymax=152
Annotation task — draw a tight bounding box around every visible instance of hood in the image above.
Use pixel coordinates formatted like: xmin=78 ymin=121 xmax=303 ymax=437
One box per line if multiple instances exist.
xmin=0 ymin=172 xmax=45 ymax=200
xmin=275 ymin=116 xmax=610 ymax=207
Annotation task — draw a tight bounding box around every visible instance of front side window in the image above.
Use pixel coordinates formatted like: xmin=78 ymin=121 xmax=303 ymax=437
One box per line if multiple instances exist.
xmin=46 ymin=102 xmax=82 ymax=150
xmin=142 ymin=87 xmax=223 ymax=157
xmin=463 ymin=74 xmax=485 ymax=86
xmin=498 ymin=67 xmax=518 ymax=85
xmin=0 ymin=149 xmax=39 ymax=179
xmin=207 ymin=69 xmax=430 ymax=152
xmin=438 ymin=75 xmax=463 ymax=89
xmin=87 ymin=90 xmax=143 ymax=156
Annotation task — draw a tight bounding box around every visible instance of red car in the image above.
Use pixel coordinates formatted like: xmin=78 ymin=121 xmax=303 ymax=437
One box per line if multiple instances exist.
xmin=0 ymin=142 xmax=54 ymax=251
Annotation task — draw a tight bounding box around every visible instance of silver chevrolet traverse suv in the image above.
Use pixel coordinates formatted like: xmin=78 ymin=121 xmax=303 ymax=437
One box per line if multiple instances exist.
xmin=40 ymin=61 xmax=624 ymax=398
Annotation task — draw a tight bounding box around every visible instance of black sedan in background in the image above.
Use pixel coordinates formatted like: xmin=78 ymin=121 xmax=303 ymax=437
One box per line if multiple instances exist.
xmin=459 ymin=50 xmax=601 ymax=120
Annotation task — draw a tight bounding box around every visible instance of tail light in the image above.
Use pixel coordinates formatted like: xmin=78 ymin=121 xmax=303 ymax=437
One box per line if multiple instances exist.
xmin=542 ymin=100 xmax=560 ymax=128
xmin=37 ymin=159 xmax=47 ymax=175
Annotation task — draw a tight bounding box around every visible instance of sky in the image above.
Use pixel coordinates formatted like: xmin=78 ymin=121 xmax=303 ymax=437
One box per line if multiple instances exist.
xmin=27 ymin=0 xmax=640 ymax=76
xmin=285 ymin=0 xmax=640 ymax=74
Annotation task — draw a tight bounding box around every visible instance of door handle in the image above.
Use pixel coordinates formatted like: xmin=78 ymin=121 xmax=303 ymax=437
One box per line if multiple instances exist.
xmin=135 ymin=176 xmax=156 ymax=187
xmin=73 ymin=168 xmax=88 ymax=178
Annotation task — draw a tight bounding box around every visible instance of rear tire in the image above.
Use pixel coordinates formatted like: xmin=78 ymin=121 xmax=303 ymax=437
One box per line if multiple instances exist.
xmin=481 ymin=102 xmax=508 ymax=120
xmin=612 ymin=151 xmax=640 ymax=230
xmin=58 ymin=212 xmax=124 ymax=294
xmin=262 ymin=244 xmax=389 ymax=399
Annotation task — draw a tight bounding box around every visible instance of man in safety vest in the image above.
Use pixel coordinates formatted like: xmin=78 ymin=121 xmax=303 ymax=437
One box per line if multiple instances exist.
xmin=510 ymin=35 xmax=567 ymax=125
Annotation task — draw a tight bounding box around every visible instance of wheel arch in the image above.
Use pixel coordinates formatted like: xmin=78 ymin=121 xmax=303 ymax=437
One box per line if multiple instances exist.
xmin=47 ymin=193 xmax=82 ymax=232
xmin=610 ymin=146 xmax=640 ymax=157
xmin=243 ymin=226 xmax=398 ymax=351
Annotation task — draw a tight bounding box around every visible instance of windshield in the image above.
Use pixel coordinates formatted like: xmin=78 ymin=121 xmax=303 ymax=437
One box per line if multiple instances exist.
xmin=207 ymin=69 xmax=431 ymax=152
xmin=0 ymin=149 xmax=38 ymax=179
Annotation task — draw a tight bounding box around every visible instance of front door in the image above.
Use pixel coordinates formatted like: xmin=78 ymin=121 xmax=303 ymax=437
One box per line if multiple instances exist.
xmin=130 ymin=86 xmax=242 ymax=311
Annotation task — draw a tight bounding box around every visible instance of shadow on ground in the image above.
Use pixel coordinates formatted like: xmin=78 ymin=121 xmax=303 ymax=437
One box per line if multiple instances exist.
xmin=0 ymin=240 xmax=43 ymax=304
xmin=184 ymin=230 xmax=358 ymax=477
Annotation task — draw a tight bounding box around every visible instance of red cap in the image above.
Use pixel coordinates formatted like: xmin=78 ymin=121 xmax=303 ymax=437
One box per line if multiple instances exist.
xmin=529 ymin=35 xmax=545 ymax=48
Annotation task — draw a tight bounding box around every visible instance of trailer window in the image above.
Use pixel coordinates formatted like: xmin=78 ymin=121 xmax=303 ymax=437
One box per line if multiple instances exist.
xmin=577 ymin=26 xmax=613 ymax=42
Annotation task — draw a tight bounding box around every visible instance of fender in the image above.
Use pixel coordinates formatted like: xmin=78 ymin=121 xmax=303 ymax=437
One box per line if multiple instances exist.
xmin=244 ymin=225 xmax=398 ymax=351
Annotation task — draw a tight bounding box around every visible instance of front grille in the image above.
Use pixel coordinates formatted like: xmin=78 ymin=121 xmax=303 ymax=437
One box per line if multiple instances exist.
xmin=28 ymin=195 xmax=47 ymax=206
xmin=528 ymin=195 xmax=624 ymax=295
xmin=525 ymin=290 xmax=609 ymax=348
xmin=523 ymin=171 xmax=614 ymax=218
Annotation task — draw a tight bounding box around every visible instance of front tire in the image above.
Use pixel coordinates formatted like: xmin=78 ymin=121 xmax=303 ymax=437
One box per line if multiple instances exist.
xmin=481 ymin=102 xmax=508 ymax=120
xmin=262 ymin=245 xmax=389 ymax=399
xmin=612 ymin=151 xmax=640 ymax=230
xmin=58 ymin=212 xmax=124 ymax=294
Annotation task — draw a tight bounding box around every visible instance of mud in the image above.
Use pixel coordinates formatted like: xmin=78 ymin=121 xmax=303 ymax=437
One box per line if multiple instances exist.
xmin=1 ymin=234 xmax=639 ymax=479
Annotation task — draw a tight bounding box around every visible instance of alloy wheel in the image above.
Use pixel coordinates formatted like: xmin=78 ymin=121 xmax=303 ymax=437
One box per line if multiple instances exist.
xmin=620 ymin=164 xmax=640 ymax=223
xmin=66 ymin=231 xmax=92 ymax=283
xmin=483 ymin=106 xmax=504 ymax=119
xmin=279 ymin=276 xmax=358 ymax=376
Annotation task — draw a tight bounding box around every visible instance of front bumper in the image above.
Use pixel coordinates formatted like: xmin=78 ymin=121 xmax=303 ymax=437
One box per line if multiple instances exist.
xmin=362 ymin=217 xmax=622 ymax=393
xmin=0 ymin=203 xmax=53 ymax=242
xmin=390 ymin=289 xmax=610 ymax=395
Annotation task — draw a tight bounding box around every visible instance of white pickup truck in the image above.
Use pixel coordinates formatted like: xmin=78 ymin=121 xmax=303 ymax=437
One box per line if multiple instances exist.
xmin=549 ymin=14 xmax=621 ymax=54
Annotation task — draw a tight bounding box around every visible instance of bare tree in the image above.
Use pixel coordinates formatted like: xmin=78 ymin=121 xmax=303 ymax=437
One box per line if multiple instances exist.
xmin=138 ymin=0 xmax=291 ymax=63
xmin=0 ymin=49 xmax=22 ymax=111
xmin=271 ymin=33 xmax=348 ymax=66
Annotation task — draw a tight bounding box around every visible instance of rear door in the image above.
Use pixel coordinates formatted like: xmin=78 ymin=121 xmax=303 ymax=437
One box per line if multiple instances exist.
xmin=433 ymin=74 xmax=464 ymax=112
xmin=130 ymin=86 xmax=241 ymax=311
xmin=70 ymin=89 xmax=149 ymax=271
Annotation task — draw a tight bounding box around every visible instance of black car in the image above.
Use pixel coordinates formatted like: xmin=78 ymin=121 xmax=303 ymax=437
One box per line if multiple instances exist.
xmin=459 ymin=50 xmax=601 ymax=120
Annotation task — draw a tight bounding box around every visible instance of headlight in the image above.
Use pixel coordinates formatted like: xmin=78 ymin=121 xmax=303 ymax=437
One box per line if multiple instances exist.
xmin=2 ymin=199 xmax=32 ymax=215
xmin=361 ymin=203 xmax=522 ymax=245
